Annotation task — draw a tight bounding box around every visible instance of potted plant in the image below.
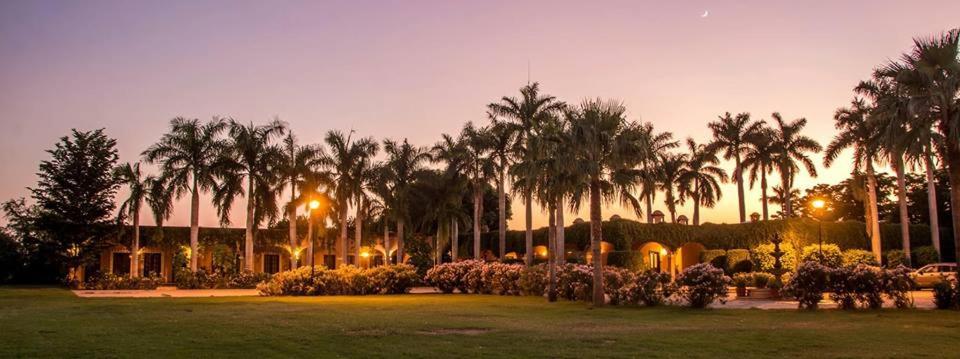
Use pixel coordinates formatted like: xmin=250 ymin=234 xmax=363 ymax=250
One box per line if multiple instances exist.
xmin=749 ymin=273 xmax=775 ymax=299
xmin=733 ymin=273 xmax=751 ymax=297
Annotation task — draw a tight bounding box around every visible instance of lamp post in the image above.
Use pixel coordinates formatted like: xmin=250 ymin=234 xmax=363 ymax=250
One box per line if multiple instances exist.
xmin=811 ymin=199 xmax=826 ymax=262
xmin=308 ymin=199 xmax=321 ymax=277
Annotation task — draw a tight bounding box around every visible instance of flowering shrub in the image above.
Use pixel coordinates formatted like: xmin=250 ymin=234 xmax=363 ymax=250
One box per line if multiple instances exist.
xmin=229 ymin=271 xmax=271 ymax=289
xmin=463 ymin=260 xmax=495 ymax=294
xmin=783 ymin=261 xmax=829 ymax=309
xmin=518 ymin=264 xmax=547 ymax=296
xmin=830 ymin=265 xmax=886 ymax=310
xmin=603 ymin=266 xmax=635 ymax=305
xmin=82 ymin=273 xmax=163 ymax=290
xmin=618 ymin=270 xmax=674 ymax=306
xmin=881 ymin=265 xmax=915 ymax=309
xmin=933 ymin=280 xmax=958 ymax=310
xmin=424 ymin=261 xmax=467 ymax=293
xmin=828 ymin=266 xmax=858 ymax=309
xmin=257 ymin=264 xmax=418 ymax=296
xmin=732 ymin=273 xmax=752 ymax=290
xmin=489 ymin=262 xmax=524 ymax=295
xmin=556 ymin=264 xmax=594 ymax=301
xmin=675 ymin=263 xmax=730 ymax=308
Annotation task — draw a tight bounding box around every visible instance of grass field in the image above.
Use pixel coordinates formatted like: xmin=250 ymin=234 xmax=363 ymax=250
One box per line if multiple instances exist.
xmin=1 ymin=287 xmax=958 ymax=358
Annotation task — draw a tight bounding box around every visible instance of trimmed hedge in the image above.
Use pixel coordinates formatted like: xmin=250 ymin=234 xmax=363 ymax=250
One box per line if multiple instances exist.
xmin=700 ymin=250 xmax=727 ymax=269
xmin=725 ymin=249 xmax=752 ymax=274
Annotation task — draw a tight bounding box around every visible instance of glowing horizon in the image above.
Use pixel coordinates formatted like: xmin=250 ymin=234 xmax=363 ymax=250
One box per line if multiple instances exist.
xmin=1 ymin=1 xmax=958 ymax=230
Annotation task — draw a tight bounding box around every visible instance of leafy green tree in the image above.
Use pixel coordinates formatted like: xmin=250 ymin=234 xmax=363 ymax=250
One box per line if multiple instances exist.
xmin=708 ymin=112 xmax=761 ymax=223
xmin=143 ymin=118 xmax=228 ymax=271
xmin=678 ymin=138 xmax=728 ymax=225
xmin=29 ymin=129 xmax=119 ymax=281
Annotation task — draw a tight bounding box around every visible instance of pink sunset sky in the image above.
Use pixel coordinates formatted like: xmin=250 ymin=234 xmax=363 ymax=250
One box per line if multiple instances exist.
xmin=1 ymin=0 xmax=958 ymax=229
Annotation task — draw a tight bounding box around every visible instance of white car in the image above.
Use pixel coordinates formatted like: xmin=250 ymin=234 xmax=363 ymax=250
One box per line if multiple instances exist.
xmin=910 ymin=263 xmax=958 ymax=289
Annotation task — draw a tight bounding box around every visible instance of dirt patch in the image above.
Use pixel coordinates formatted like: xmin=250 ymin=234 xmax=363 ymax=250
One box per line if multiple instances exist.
xmin=416 ymin=328 xmax=491 ymax=336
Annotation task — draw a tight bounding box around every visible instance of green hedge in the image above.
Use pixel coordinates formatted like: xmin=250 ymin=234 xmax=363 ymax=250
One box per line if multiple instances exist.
xmin=726 ymin=249 xmax=752 ymax=274
xmin=700 ymin=249 xmax=726 ymax=269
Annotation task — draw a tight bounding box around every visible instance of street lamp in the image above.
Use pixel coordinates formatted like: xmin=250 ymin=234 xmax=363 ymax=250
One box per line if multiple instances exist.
xmin=811 ymin=198 xmax=827 ymax=262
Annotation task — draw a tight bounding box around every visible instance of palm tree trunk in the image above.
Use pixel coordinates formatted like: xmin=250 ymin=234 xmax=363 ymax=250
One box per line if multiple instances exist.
xmin=288 ymin=186 xmax=298 ymax=269
xmin=396 ymin=221 xmax=404 ymax=264
xmin=589 ymin=179 xmax=604 ymax=306
xmin=645 ymin=192 xmax=653 ymax=223
xmin=451 ymin=218 xmax=459 ymax=261
xmin=547 ymin=204 xmax=557 ymax=302
xmin=474 ymin=189 xmax=482 ymax=259
xmin=895 ymin=157 xmax=911 ymax=265
xmin=355 ymin=198 xmax=363 ymax=266
xmin=782 ymin=172 xmax=793 ymax=218
xmin=383 ymin=218 xmax=389 ymax=265
xmin=498 ymin=170 xmax=506 ymax=259
xmin=735 ymin=156 xmax=746 ymax=223
xmin=189 ymin=184 xmax=200 ymax=272
xmin=525 ymin=193 xmax=533 ymax=265
xmin=761 ymin=170 xmax=769 ymax=220
xmin=338 ymin=202 xmax=348 ymax=268
xmin=307 ymin=211 xmax=315 ymax=267
xmin=557 ymin=197 xmax=566 ymax=264
xmin=945 ymin=138 xmax=960 ymax=267
xmin=131 ymin=209 xmax=140 ymax=278
xmin=925 ymin=146 xmax=942 ymax=259
xmin=244 ymin=177 xmax=255 ymax=272
xmin=865 ymin=164 xmax=882 ymax=263
xmin=693 ymin=178 xmax=701 ymax=225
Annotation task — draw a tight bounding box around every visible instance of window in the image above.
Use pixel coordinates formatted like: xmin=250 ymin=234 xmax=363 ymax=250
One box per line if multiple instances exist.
xmin=648 ymin=251 xmax=661 ymax=272
xmin=112 ymin=252 xmax=131 ymax=275
xmin=143 ymin=253 xmax=162 ymax=277
xmin=264 ymin=254 xmax=280 ymax=274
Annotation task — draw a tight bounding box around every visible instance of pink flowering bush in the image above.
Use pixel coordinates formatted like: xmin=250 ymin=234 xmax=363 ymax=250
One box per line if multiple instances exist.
xmin=881 ymin=265 xmax=915 ymax=309
xmin=618 ymin=270 xmax=675 ymax=306
xmin=518 ymin=264 xmax=548 ymax=296
xmin=675 ymin=263 xmax=730 ymax=308
xmin=783 ymin=261 xmax=829 ymax=309
xmin=556 ymin=264 xmax=594 ymax=301
xmin=603 ymin=266 xmax=636 ymax=305
xmin=830 ymin=264 xmax=886 ymax=310
xmin=257 ymin=264 xmax=418 ymax=296
xmin=489 ymin=262 xmax=524 ymax=295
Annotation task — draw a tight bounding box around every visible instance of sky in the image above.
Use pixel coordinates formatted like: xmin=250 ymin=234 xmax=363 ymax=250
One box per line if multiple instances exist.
xmin=1 ymin=0 xmax=958 ymax=230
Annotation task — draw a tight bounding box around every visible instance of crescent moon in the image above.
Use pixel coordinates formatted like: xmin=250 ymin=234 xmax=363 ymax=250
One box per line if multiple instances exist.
xmin=701 ymin=10 xmax=709 ymax=18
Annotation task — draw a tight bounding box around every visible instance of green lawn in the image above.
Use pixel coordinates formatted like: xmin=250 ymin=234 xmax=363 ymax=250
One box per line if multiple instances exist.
xmin=1 ymin=288 xmax=958 ymax=358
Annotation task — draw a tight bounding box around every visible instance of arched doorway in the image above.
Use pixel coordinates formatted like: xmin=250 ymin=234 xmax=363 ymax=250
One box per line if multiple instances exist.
xmin=634 ymin=241 xmax=670 ymax=273
xmin=676 ymin=242 xmax=706 ymax=271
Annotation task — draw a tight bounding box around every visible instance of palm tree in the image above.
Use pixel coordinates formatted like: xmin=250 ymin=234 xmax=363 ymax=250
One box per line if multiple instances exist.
xmin=740 ymin=127 xmax=777 ymax=220
xmin=349 ymin=148 xmax=380 ymax=264
xmin=276 ymin=133 xmax=323 ymax=269
xmin=323 ymin=130 xmax=378 ymax=268
xmin=382 ymin=138 xmax=430 ymax=263
xmin=880 ymin=29 xmax=960 ymax=264
xmin=114 ymin=162 xmax=147 ymax=278
xmin=295 ymin=168 xmax=333 ymax=268
xmin=488 ymin=82 xmax=565 ymax=264
xmin=658 ymin=154 xmax=687 ymax=223
xmin=825 ymin=99 xmax=882 ymax=262
xmin=214 ymin=119 xmax=286 ymax=271
xmin=431 ymin=133 xmax=468 ymax=261
xmin=769 ymin=185 xmax=799 ymax=218
xmin=486 ymin=120 xmax=515 ymax=258
xmin=708 ymin=112 xmax=761 ymax=223
xmin=770 ymin=113 xmax=822 ymax=218
xmin=143 ymin=117 xmax=228 ymax=272
xmin=566 ymin=99 xmax=647 ymax=306
xmin=636 ymin=123 xmax=677 ymax=223
xmin=461 ymin=123 xmax=496 ymax=259
xmin=678 ymin=138 xmax=728 ymax=225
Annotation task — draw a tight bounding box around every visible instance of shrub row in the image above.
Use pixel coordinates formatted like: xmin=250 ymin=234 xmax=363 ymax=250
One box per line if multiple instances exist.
xmin=175 ymin=269 xmax=271 ymax=289
xmin=257 ymin=265 xmax=419 ymax=296
xmin=782 ymin=261 xmax=915 ymax=309
xmin=80 ymin=273 xmax=164 ymax=290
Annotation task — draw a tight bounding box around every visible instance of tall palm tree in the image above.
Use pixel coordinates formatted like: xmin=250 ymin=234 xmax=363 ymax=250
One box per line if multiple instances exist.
xmin=658 ymin=153 xmax=687 ymax=223
xmin=708 ymin=112 xmax=761 ymax=223
xmin=114 ymin=162 xmax=147 ymax=278
xmin=679 ymin=138 xmax=728 ymax=225
xmin=488 ymin=82 xmax=565 ymax=264
xmin=739 ymin=126 xmax=777 ymax=220
xmin=531 ymin=115 xmax=568 ymax=301
xmin=323 ymin=130 xmax=378 ymax=268
xmin=880 ymin=29 xmax=960 ymax=264
xmin=825 ymin=99 xmax=882 ymax=261
xmin=294 ymin=168 xmax=333 ymax=268
xmin=431 ymin=133 xmax=468 ymax=261
xmin=276 ymin=133 xmax=323 ymax=269
xmin=143 ymin=117 xmax=228 ymax=272
xmin=486 ymin=120 xmax=515 ymax=258
xmin=769 ymin=185 xmax=799 ymax=218
xmin=566 ymin=98 xmax=647 ymax=306
xmin=349 ymin=148 xmax=380 ymax=264
xmin=770 ymin=113 xmax=822 ymax=218
xmin=382 ymin=138 xmax=430 ymax=263
xmin=461 ymin=123 xmax=496 ymax=259
xmin=636 ymin=123 xmax=677 ymax=223
xmin=214 ymin=119 xmax=286 ymax=271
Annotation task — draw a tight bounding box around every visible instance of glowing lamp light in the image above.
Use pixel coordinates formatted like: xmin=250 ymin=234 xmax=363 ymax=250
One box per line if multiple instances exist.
xmin=659 ymin=248 xmax=668 ymax=256
xmin=309 ymin=199 xmax=320 ymax=210
xmin=812 ymin=199 xmax=826 ymax=209
xmin=360 ymin=248 xmax=371 ymax=258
